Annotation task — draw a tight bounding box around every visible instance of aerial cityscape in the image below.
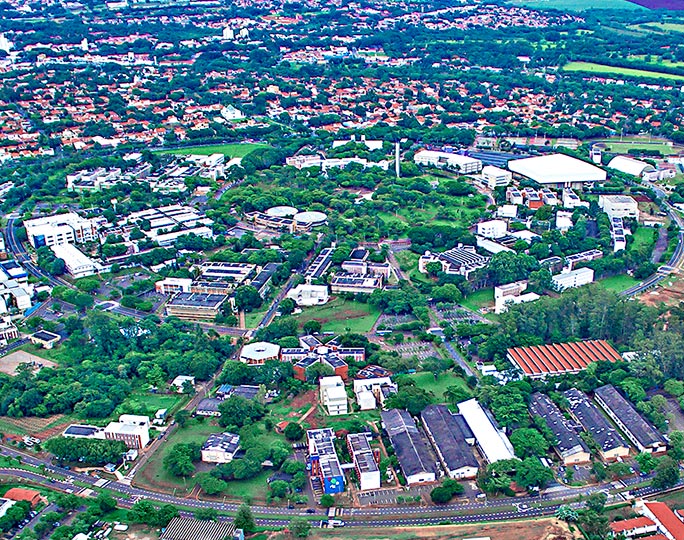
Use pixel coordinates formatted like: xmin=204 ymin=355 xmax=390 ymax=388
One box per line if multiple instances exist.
xmin=3 ymin=0 xmax=684 ymax=539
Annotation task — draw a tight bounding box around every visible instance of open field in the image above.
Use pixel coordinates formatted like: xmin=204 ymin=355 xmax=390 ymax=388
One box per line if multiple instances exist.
xmin=563 ymin=62 xmax=684 ymax=81
xmin=632 ymin=22 xmax=684 ymax=33
xmin=408 ymin=371 xmax=471 ymax=401
xmin=307 ymin=518 xmax=578 ymax=540
xmin=508 ymin=0 xmax=644 ymax=9
xmin=631 ymin=227 xmax=657 ymax=252
xmin=594 ymin=138 xmax=676 ymax=156
xmin=461 ymin=288 xmax=494 ymax=312
xmin=291 ymin=297 xmax=381 ymax=334
xmin=0 ymin=350 xmax=56 ymax=376
xmin=117 ymin=391 xmax=185 ymax=418
xmin=597 ymin=274 xmax=640 ymax=292
xmin=156 ymin=142 xmax=269 ymax=158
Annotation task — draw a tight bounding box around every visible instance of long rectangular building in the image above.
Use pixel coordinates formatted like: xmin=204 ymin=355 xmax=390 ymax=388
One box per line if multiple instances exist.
xmin=563 ymin=388 xmax=629 ymax=462
xmin=421 ymin=405 xmax=479 ymax=480
xmin=347 ymin=432 xmax=381 ymax=491
xmin=307 ymin=428 xmax=345 ymax=494
xmin=381 ymin=409 xmax=438 ymax=485
xmin=457 ymin=399 xmax=516 ymax=463
xmin=529 ymin=392 xmax=590 ymax=465
xmin=507 ymin=340 xmax=620 ymax=379
xmin=594 ymin=385 xmax=667 ymax=454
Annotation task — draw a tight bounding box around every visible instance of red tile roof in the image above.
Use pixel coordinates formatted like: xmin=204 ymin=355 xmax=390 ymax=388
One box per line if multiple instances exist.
xmin=507 ymin=340 xmax=620 ymax=377
xmin=646 ymin=502 xmax=684 ymax=540
xmin=610 ymin=517 xmax=655 ymax=533
xmin=4 ymin=488 xmax=41 ymax=505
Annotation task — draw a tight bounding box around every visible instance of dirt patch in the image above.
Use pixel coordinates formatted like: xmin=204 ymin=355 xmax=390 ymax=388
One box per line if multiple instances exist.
xmin=0 ymin=351 xmax=56 ymax=376
xmin=639 ymin=275 xmax=684 ymax=306
xmin=289 ymin=390 xmax=317 ymax=411
xmin=110 ymin=525 xmax=156 ymax=540
xmin=1 ymin=415 xmax=66 ymax=439
xmin=309 ymin=518 xmax=578 ymax=540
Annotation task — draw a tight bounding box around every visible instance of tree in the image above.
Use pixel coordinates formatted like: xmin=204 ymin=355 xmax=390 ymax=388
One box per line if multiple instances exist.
xmin=284 ymin=422 xmax=304 ymax=442
xmin=175 ymin=410 xmax=191 ymax=428
xmin=669 ymin=431 xmax=684 ymax=461
xmin=279 ymin=298 xmax=296 ymax=316
xmin=430 ymin=486 xmax=454 ymax=504
xmin=509 ymin=428 xmax=550 ymax=458
xmin=515 ymin=457 xmax=554 ymax=489
xmin=585 ymin=492 xmax=607 ymax=514
xmin=269 ymin=480 xmax=290 ymax=499
xmin=385 ymin=386 xmax=434 ymax=415
xmin=289 ymin=516 xmax=311 ymax=538
xmin=422 ymin=356 xmax=449 ymax=380
xmin=431 ymin=284 xmax=462 ymax=303
xmin=54 ymin=493 xmax=80 ymax=511
xmin=555 ymin=505 xmax=578 ymax=522
xmin=96 ymin=493 xmax=117 ymax=514
xmin=193 ymin=508 xmax=218 ymax=521
xmin=319 ymin=494 xmax=335 ymax=508
xmin=444 ymin=385 xmax=471 ymax=406
xmin=234 ymin=504 xmax=256 ymax=533
xmin=636 ymin=452 xmax=658 ymax=474
xmin=218 ymin=396 xmax=265 ymax=428
xmin=234 ymin=286 xmax=263 ymax=312
xmin=653 ymin=456 xmax=680 ymax=489
xmin=303 ymin=320 xmax=322 ymax=335
xmin=163 ymin=443 xmax=199 ymax=477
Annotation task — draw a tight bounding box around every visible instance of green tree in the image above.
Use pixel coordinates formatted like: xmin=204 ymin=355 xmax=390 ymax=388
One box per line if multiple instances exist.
xmin=96 ymin=493 xmax=117 ymax=514
xmin=289 ymin=516 xmax=311 ymax=538
xmin=279 ymin=298 xmax=296 ymax=316
xmin=303 ymin=320 xmax=322 ymax=335
xmin=218 ymin=396 xmax=265 ymax=428
xmin=234 ymin=286 xmax=263 ymax=312
xmin=234 ymin=504 xmax=256 ymax=533
xmin=269 ymin=480 xmax=290 ymax=499
xmin=509 ymin=428 xmax=550 ymax=458
xmin=635 ymin=452 xmax=658 ymax=474
xmin=163 ymin=443 xmax=199 ymax=477
xmin=284 ymin=422 xmax=304 ymax=442
xmin=653 ymin=456 xmax=680 ymax=489
xmin=193 ymin=508 xmax=218 ymax=521
xmin=319 ymin=494 xmax=335 ymax=508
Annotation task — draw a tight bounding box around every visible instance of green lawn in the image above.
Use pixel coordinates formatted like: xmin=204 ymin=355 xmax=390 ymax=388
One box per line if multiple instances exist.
xmin=156 ymin=143 xmax=270 ymax=158
xmin=116 ymin=391 xmax=185 ymax=418
xmin=563 ymin=62 xmax=684 ymax=81
xmin=408 ymin=371 xmax=471 ymax=402
xmin=636 ymin=22 xmax=684 ymax=33
xmin=508 ymin=0 xmax=645 ymax=10
xmin=394 ymin=251 xmax=420 ymax=274
xmin=461 ymin=289 xmax=494 ymax=312
xmin=631 ymin=227 xmax=657 ymax=252
xmin=291 ymin=297 xmax=381 ymax=334
xmin=595 ymin=139 xmax=676 ymax=156
xmin=597 ymin=275 xmax=639 ymax=293
xmin=245 ymin=307 xmax=269 ymax=329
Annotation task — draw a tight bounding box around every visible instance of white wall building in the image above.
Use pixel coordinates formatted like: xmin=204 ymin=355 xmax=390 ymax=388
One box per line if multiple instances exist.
xmin=201 ymin=432 xmax=240 ymax=464
xmin=476 ymin=219 xmax=508 ymax=239
xmin=413 ymin=150 xmax=482 ymax=174
xmin=320 ymin=376 xmax=348 ymax=416
xmin=552 ymin=267 xmax=594 ymax=291
xmin=562 ymin=189 xmax=589 ymax=209
xmin=556 ymin=211 xmax=574 ymax=232
xmin=104 ymin=415 xmax=150 ymax=449
xmin=353 ymin=377 xmax=397 ymax=410
xmin=171 ymin=375 xmax=196 ymax=393
xmin=50 ymin=243 xmax=104 ymax=278
xmin=457 ymin=399 xmax=516 ymax=464
xmin=24 ymin=213 xmax=99 ymax=248
xmin=599 ymin=195 xmax=639 ymax=220
xmin=239 ymin=341 xmax=281 ymax=365
xmin=286 ymin=284 xmax=330 ymax=306
xmin=482 ymin=165 xmax=512 ymax=189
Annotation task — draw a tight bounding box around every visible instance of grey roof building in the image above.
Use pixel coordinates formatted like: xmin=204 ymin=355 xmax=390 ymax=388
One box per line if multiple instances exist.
xmin=529 ymin=392 xmax=590 ymax=465
xmin=594 ymin=385 xmax=667 ymax=454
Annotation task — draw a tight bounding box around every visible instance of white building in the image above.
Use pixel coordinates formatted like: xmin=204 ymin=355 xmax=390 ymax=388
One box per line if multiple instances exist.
xmin=562 ymin=189 xmax=589 ymax=209
xmin=497 ymin=204 xmax=518 ymax=219
xmin=332 ymin=135 xmax=383 ymax=151
xmin=347 ymin=432 xmax=381 ymax=491
xmin=552 ymin=267 xmax=594 ymax=291
xmin=24 ymin=212 xmax=99 ymax=248
xmin=286 ymin=284 xmax=330 ymax=306
xmin=418 ymin=245 xmax=490 ymax=280
xmin=352 ymin=377 xmax=397 ymax=410
xmin=221 ymin=105 xmax=245 ymax=121
xmin=413 ymin=150 xmax=482 ymax=174
xmin=607 ymin=156 xmax=656 ymax=179
xmin=599 ymin=195 xmax=639 ymax=220
xmin=239 ymin=341 xmax=281 ymax=365
xmin=50 ymin=243 xmax=104 ymax=278
xmin=476 ymin=219 xmax=507 ymax=239
xmin=201 ymin=432 xmax=240 ymax=464
xmin=457 ymin=399 xmax=516 ymax=464
xmin=556 ymin=211 xmax=574 ymax=232
xmin=104 ymin=415 xmax=150 ymax=449
xmin=171 ymin=375 xmax=196 ymax=393
xmin=508 ymin=154 xmax=607 ymax=189
xmin=320 ymin=376 xmax=348 ymax=416
xmin=0 ymin=498 xmax=15 ymax=518
xmin=482 ymin=165 xmax=512 ymax=189
xmin=154 ymin=277 xmax=193 ymax=295
xmin=506 ymin=187 xmax=524 ymax=205
xmin=494 ymin=281 xmax=540 ymax=314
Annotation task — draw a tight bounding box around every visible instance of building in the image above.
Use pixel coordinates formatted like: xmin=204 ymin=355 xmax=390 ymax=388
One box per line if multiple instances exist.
xmin=201 ymin=432 xmax=240 ymax=463
xmin=381 ymin=409 xmax=438 ymax=485
xmin=171 ymin=375 xmax=196 ymax=393
xmin=244 ymin=211 xmax=294 ymax=233
xmin=607 ymin=156 xmax=657 ymax=179
xmin=528 ymin=393 xmax=590 ymax=465
xmin=251 ymin=263 xmax=279 ymax=298
xmin=347 ymin=432 xmax=381 ymax=491
xmin=330 ymin=273 xmax=383 ymax=294
xmin=563 ymin=388 xmax=630 ymax=461
xmin=353 ymin=377 xmax=397 ymax=410
xmin=507 ymin=154 xmax=607 ymax=189
xmin=476 ymin=219 xmax=508 ymax=239
xmin=4 ymin=487 xmax=41 ymax=507
xmin=293 ymin=211 xmax=328 ymax=232
xmin=421 ymin=405 xmax=479 ymax=480
xmin=104 ymin=415 xmax=150 ymax=449
xmin=456 ymin=399 xmax=516 ymax=464
xmin=165 ymin=293 xmax=227 ymax=321
xmin=594 ymin=385 xmax=667 ymax=454
xmin=24 ymin=212 xmax=99 ymax=248
xmin=155 ymin=277 xmax=193 ymax=294
xmin=239 ymin=341 xmax=281 ymax=365
xmin=340 ymin=260 xmax=392 ymax=279
xmin=599 ymin=195 xmax=639 ymax=220
xmin=556 ymin=211 xmax=574 ymax=232
xmin=319 ymin=376 xmax=348 ymax=416
xmin=506 ymin=187 xmax=524 ymax=205
xmin=564 ymin=249 xmax=603 ymax=270
xmin=610 ymin=216 xmax=627 ymax=252
xmin=123 ymin=205 xmax=213 ymax=247
xmin=414 ymin=150 xmax=482 ymax=174
xmin=160 ymin=518 xmax=237 ymax=540
xmin=507 ymin=340 xmax=620 ymax=379
xmin=196 ymin=398 xmax=222 ymax=417
xmin=0 ymin=499 xmax=15 ymax=518
xmin=541 ymin=189 xmax=559 ymax=206
xmin=307 ymin=428 xmax=345 ymax=494
xmin=634 ymin=500 xmax=684 ymax=540
xmin=494 ymin=281 xmax=539 ymax=314
xmin=29 ymin=330 xmax=61 ymax=349
xmin=563 ymin=189 xmax=589 ymax=209
xmin=282 ymin=335 xmax=363 ymax=382
xmin=523 ymin=187 xmax=543 ymax=209
xmin=63 ymin=424 xmax=105 ymax=439
xmin=552 ymin=267 xmax=594 ymax=291
xmin=305 ymin=247 xmax=334 ymax=279
xmin=286 ymin=284 xmax=330 ymax=306
xmin=50 ymin=243 xmax=104 ymax=278
xmin=418 ymin=245 xmax=490 ymax=280
xmin=198 ymin=262 xmax=255 ymax=284
xmin=482 ymin=165 xmax=512 ymax=189
xmin=610 ymin=516 xmax=658 ymax=538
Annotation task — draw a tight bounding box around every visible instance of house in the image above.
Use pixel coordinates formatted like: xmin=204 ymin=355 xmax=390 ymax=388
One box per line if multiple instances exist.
xmin=507 ymin=340 xmax=620 ymax=379
xmin=201 ymin=432 xmax=240 ymax=463
xmin=552 ymin=267 xmax=594 ymax=291
xmin=319 ymin=376 xmax=348 ymax=416
xmin=528 ymin=393 xmax=590 ymax=465
xmin=563 ymin=388 xmax=630 ymax=462
xmin=347 ymin=432 xmax=381 ymax=491
xmin=4 ymin=487 xmax=41 ymax=507
xmin=610 ymin=516 xmax=657 ymax=538
xmin=196 ymin=398 xmax=222 ymax=417
xmin=307 ymin=428 xmax=345 ymax=494
xmin=594 ymin=385 xmax=667 ymax=454
xmin=352 ymin=377 xmax=397 ymax=410
xmin=418 ymin=245 xmax=490 ymax=280
xmin=171 ymin=375 xmax=196 ymax=393
xmin=457 ymin=399 xmax=516 ymax=464
xmin=381 ymin=409 xmax=438 ymax=485
xmin=286 ymin=284 xmax=330 ymax=306
xmin=160 ymin=518 xmax=237 ymax=540
xmin=239 ymin=342 xmax=281 ymax=365
xmin=421 ymin=405 xmax=479 ymax=480
xmin=29 ymin=330 xmax=61 ymax=349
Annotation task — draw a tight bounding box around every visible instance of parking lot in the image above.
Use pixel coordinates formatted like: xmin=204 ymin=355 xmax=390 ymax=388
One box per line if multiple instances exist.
xmin=391 ymin=341 xmax=438 ymax=360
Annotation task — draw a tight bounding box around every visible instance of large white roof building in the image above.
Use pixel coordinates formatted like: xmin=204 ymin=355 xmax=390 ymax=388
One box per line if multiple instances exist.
xmin=239 ymin=341 xmax=281 ymax=365
xmin=607 ymin=156 xmax=656 ymax=178
xmin=508 ymin=154 xmax=606 ymax=188
xmin=457 ymin=399 xmax=516 ymax=464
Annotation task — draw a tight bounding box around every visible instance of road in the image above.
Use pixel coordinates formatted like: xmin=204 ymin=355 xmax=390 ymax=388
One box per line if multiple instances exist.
xmin=444 ymin=342 xmax=475 ymax=378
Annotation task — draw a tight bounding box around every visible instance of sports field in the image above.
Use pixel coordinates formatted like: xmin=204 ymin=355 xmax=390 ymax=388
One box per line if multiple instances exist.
xmin=508 ymin=0 xmax=645 ymax=10
xmin=563 ymin=61 xmax=684 ymax=81
xmin=597 ymin=275 xmax=639 ymax=293
xmin=156 ymin=142 xmax=269 ymax=158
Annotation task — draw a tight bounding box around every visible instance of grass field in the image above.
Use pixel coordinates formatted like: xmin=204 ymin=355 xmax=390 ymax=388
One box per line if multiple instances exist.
xmin=117 ymin=391 xmax=185 ymax=418
xmin=461 ymin=289 xmax=494 ymax=312
xmin=594 ymin=138 xmax=676 ymax=155
xmin=508 ymin=0 xmax=645 ymax=10
xmin=156 ymin=142 xmax=269 ymax=158
xmin=408 ymin=371 xmax=471 ymax=402
xmin=563 ymin=61 xmax=684 ymax=81
xmin=635 ymin=22 xmax=684 ymax=33
xmin=631 ymin=227 xmax=657 ymax=252
xmin=291 ymin=297 xmax=381 ymax=334
xmin=597 ymin=274 xmax=640 ymax=292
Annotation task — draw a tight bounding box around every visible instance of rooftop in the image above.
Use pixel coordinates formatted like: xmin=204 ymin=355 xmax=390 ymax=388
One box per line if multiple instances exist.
xmin=160 ymin=518 xmax=236 ymax=540
xmin=381 ymin=409 xmax=437 ymax=479
xmin=508 ymin=153 xmax=607 ymax=184
xmin=421 ymin=404 xmax=478 ymax=472
xmin=529 ymin=392 xmax=588 ymax=458
xmin=508 ymin=340 xmax=620 ymax=377
xmin=563 ymin=388 xmax=628 ymax=453
xmin=457 ymin=399 xmax=516 ymax=463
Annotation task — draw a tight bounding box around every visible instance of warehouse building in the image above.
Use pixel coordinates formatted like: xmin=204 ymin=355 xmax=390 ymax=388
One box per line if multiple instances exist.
xmin=381 ymin=409 xmax=438 ymax=485
xmin=307 ymin=428 xmax=345 ymax=494
xmin=457 ymin=399 xmax=516 ymax=464
xmin=507 ymin=154 xmax=607 ymax=189
xmin=50 ymin=243 xmax=104 ymax=278
xmin=607 ymin=156 xmax=656 ymax=179
xmin=594 ymin=385 xmax=667 ymax=454
xmin=414 ymin=150 xmax=482 ymax=174
xmin=347 ymin=432 xmax=381 ymax=491
xmin=563 ymin=388 xmax=629 ymax=461
xmin=160 ymin=518 xmax=237 ymax=540
xmin=507 ymin=339 xmax=620 ymax=379
xmin=529 ymin=393 xmax=590 ymax=465
xmin=198 ymin=262 xmax=255 ymax=284
xmin=421 ymin=405 xmax=479 ymax=480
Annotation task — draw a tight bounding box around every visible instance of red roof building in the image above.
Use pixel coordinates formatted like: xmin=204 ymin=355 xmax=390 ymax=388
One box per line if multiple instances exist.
xmin=610 ymin=516 xmax=657 ymax=536
xmin=507 ymin=340 xmax=620 ymax=378
xmin=4 ymin=488 xmax=42 ymax=507
xmin=637 ymin=500 xmax=684 ymax=540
